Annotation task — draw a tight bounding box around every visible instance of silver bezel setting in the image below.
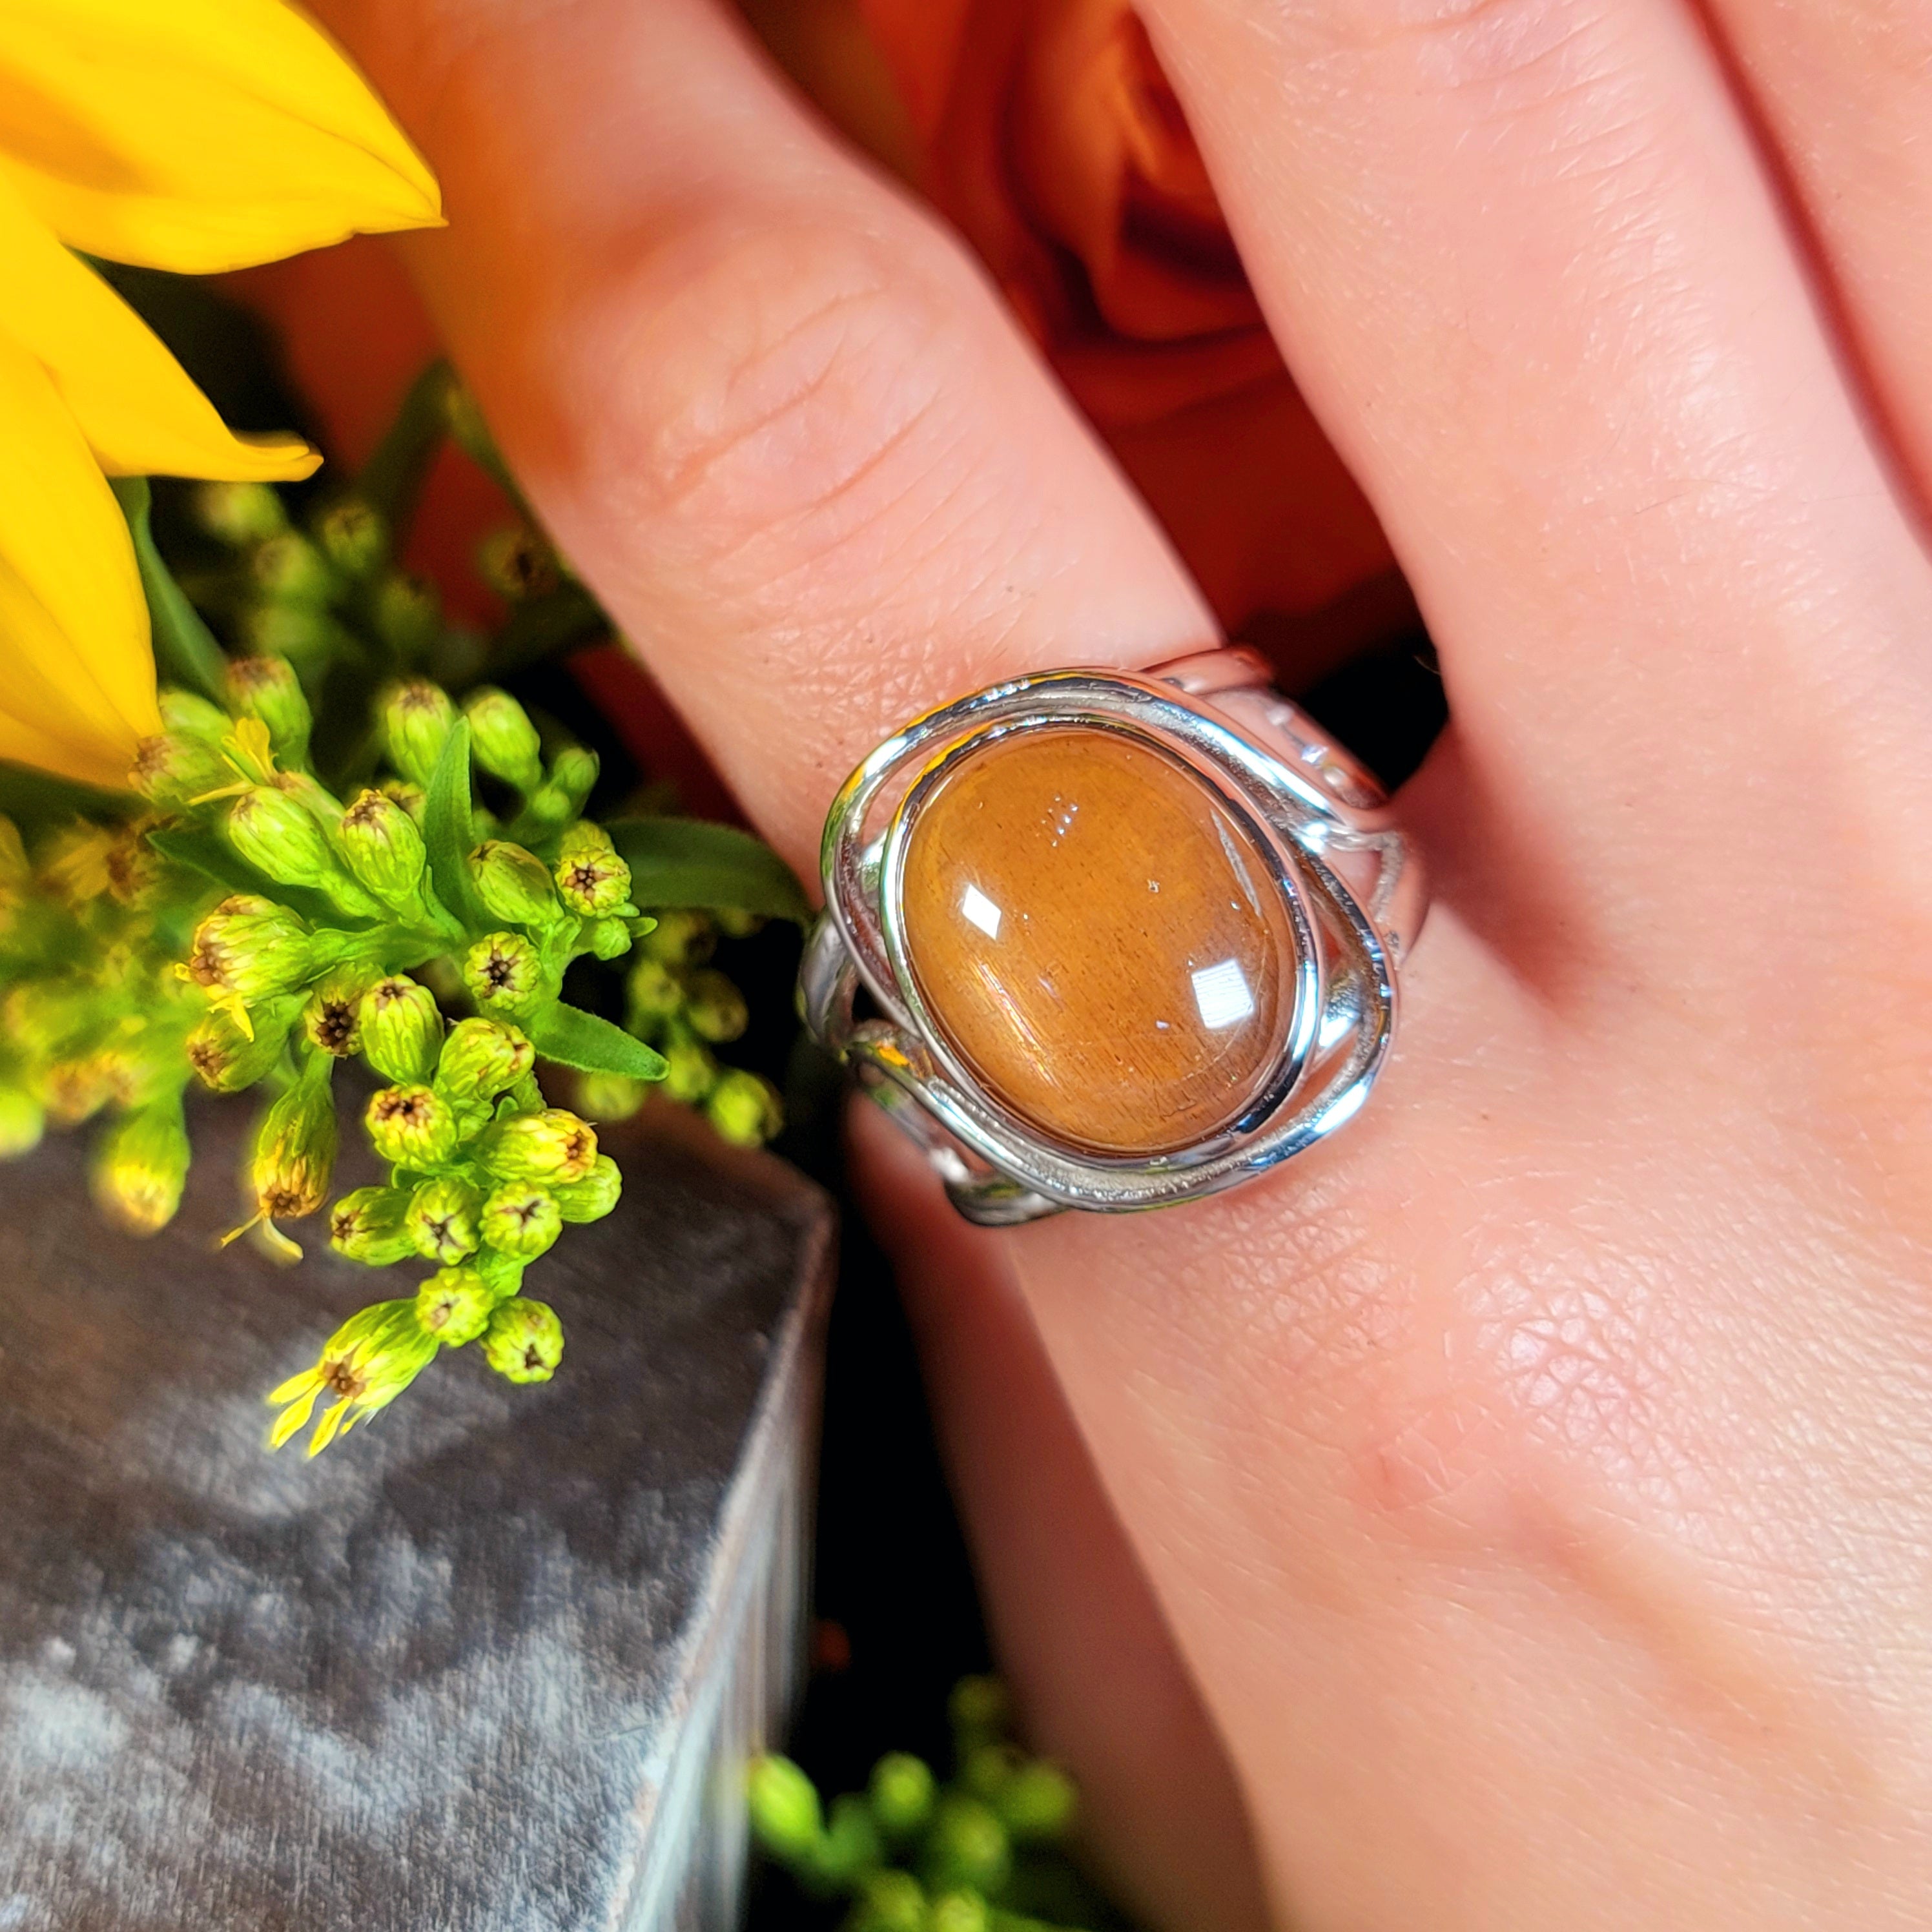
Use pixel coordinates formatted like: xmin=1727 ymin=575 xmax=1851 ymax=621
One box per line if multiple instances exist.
xmin=801 ymin=666 xmax=1421 ymax=1224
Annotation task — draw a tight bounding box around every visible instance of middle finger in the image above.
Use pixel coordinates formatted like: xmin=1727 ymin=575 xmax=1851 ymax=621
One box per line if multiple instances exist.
xmin=1143 ymin=0 xmax=1932 ymax=981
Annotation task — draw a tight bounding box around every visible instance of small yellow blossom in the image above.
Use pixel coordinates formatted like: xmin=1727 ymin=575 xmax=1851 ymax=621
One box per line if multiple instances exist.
xmin=0 ymin=0 xmax=442 ymax=788
xmin=267 ymin=1298 xmax=437 ymax=1455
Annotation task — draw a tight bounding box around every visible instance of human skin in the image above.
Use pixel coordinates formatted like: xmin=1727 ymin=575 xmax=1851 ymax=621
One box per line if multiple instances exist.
xmin=303 ymin=0 xmax=1932 ymax=1924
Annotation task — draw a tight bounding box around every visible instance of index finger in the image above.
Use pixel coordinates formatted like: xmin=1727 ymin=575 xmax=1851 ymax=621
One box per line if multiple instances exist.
xmin=310 ymin=0 xmax=1215 ymax=879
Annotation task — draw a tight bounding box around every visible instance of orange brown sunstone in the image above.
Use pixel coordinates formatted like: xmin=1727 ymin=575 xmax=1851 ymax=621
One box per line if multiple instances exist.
xmin=899 ymin=729 xmax=1297 ymax=1158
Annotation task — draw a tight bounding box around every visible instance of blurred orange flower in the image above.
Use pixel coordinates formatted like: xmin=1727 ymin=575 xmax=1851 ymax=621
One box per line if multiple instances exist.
xmin=754 ymin=0 xmax=1402 ymax=656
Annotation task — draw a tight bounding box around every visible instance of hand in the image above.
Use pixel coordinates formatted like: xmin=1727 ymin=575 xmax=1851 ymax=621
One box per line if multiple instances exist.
xmin=303 ymin=0 xmax=1932 ymax=1923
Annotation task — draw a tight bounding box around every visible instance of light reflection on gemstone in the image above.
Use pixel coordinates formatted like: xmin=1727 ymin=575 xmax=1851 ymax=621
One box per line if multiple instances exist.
xmin=1189 ymin=959 xmax=1255 ymax=1031
xmin=898 ymin=728 xmax=1295 ymax=1156
xmin=959 ymin=883 xmax=1002 ymax=940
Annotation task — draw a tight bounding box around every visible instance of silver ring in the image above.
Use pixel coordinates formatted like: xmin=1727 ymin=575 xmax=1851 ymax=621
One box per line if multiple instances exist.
xmin=799 ymin=648 xmax=1427 ymax=1225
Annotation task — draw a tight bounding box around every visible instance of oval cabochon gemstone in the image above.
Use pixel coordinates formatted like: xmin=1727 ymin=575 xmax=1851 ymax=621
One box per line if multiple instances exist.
xmin=898 ymin=728 xmax=1297 ymax=1158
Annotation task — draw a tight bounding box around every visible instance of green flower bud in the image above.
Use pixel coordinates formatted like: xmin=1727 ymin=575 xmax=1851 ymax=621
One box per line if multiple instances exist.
xmin=478 ymin=1180 xmax=562 ymax=1260
xmin=585 ymin=918 xmax=631 ymax=961
xmin=704 ymin=1069 xmax=780 ymax=1147
xmin=193 ymin=479 xmax=286 ymax=546
xmin=463 ymin=687 xmax=544 ymax=791
xmin=477 ymin=526 xmax=560 ymax=602
xmin=159 ymin=687 xmax=231 ymax=745
xmin=436 ymin=1016 xmax=535 ymax=1104
xmin=471 ymin=839 xmax=560 ymax=927
xmin=37 ymin=1056 xmax=114 ymax=1127
xmin=267 ymin=1299 xmax=437 ymax=1455
xmin=553 ymin=821 xmax=633 ymax=916
xmin=461 ymin=930 xmax=547 ymax=1017
xmin=328 ymin=1186 xmax=417 ymax=1265
xmin=746 ymin=1755 xmax=822 ymax=1862
xmin=379 ymin=679 xmax=458 ymax=788
xmin=226 ymin=788 xmax=379 ymax=919
xmin=302 ymin=967 xmax=377 ymax=1057
xmin=249 ymin=530 xmax=333 ymax=604
xmin=0 ymin=1087 xmax=45 ymax=1160
xmin=925 ymin=1893 xmax=990 ymax=1932
xmin=249 ymin=1064 xmax=338 ymax=1222
xmin=224 ymin=655 xmax=313 ymax=763
xmin=187 ymin=998 xmax=296 ymax=1092
xmin=626 ymin=958 xmax=683 ymax=1032
xmin=5 ymin=980 xmax=89 ymax=1057
xmin=481 ymin=1297 xmax=563 ymax=1384
xmin=989 ymin=1761 xmax=1077 ymax=1844
xmin=407 ymin=1176 xmax=482 ymax=1265
xmin=415 ymin=1267 xmax=495 ymax=1346
xmin=92 ymin=1097 xmax=191 ymax=1235
xmin=949 ymin=1677 xmax=1010 ymax=1754
xmin=639 ymin=908 xmax=715 ymax=967
xmin=312 ymin=497 xmax=387 ymax=581
xmin=365 ymin=1084 xmax=459 ymax=1169
xmin=683 ymin=968 xmax=748 ymax=1044
xmin=918 ymin=1797 xmax=1010 ymax=1900
xmin=960 ymin=1744 xmax=1023 ymax=1804
xmin=475 ymin=1107 xmax=597 ymax=1184
xmin=381 ymin=779 xmax=427 ymax=823
xmin=714 ymin=907 xmax=765 ymax=940
xmin=186 ymin=895 xmax=324 ymax=1004
xmin=551 ymin=1153 xmax=621 ymax=1224
xmin=338 ymin=788 xmax=429 ymax=910
xmin=372 ymin=572 xmax=442 ymax=661
xmin=130 ymin=727 xmax=229 ymax=804
xmin=522 ymin=745 xmax=599 ymax=828
xmin=846 ymin=1873 xmax=926 ymax=1932
xmin=237 ymin=599 xmax=340 ymax=671
xmin=359 ymin=976 xmax=443 ymax=1083
xmin=816 ymin=1794 xmax=884 ymax=1887
xmin=576 ymin=1073 xmax=644 ymax=1122
xmin=660 ymin=1038 xmax=717 ymax=1106
xmin=221 ymin=784 xmax=324 ymax=889
xmin=868 ymin=1754 xmax=936 ymax=1841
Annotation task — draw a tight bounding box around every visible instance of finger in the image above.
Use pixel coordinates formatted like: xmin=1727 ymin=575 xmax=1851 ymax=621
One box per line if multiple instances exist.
xmin=310 ymin=0 xmax=1216 ymax=880
xmin=1697 ymin=0 xmax=1932 ymax=509
xmin=1136 ymin=0 xmax=1932 ymax=965
xmin=303 ymin=0 xmax=1303 ymax=1915
xmin=856 ymin=1114 xmax=1275 ymax=1932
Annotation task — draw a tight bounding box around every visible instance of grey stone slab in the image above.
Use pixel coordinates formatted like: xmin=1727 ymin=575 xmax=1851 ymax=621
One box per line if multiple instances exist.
xmin=0 ymin=1096 xmax=833 ymax=1932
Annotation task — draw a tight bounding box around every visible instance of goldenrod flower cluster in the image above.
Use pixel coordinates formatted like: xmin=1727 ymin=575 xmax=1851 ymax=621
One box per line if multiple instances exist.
xmin=747 ymin=1678 xmax=1094 ymax=1932
xmin=0 ymin=1 xmax=799 ymax=1459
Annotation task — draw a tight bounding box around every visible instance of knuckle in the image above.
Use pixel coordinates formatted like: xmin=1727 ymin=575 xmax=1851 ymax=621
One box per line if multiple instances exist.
xmin=593 ymin=212 xmax=976 ymax=591
xmin=1280 ymin=0 xmax=1629 ymax=110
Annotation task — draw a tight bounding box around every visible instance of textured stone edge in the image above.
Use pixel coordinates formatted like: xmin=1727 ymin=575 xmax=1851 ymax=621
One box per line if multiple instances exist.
xmin=615 ymin=1127 xmax=835 ymax=1932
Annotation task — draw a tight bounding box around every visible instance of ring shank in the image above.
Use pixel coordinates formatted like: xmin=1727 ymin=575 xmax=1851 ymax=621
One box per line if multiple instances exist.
xmin=1144 ymin=646 xmax=1426 ymax=967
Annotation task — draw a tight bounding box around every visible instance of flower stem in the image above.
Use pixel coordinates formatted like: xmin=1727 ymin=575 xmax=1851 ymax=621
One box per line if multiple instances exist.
xmin=113 ymin=477 xmax=227 ymax=705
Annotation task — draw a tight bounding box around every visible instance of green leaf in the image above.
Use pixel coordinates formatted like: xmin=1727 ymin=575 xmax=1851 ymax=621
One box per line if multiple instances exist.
xmin=422 ymin=720 xmax=490 ymax=932
xmin=147 ymin=825 xmax=352 ymax=929
xmin=526 ymin=1002 xmax=668 ymax=1082
xmin=605 ymin=817 xmax=808 ymax=923
xmin=111 ymin=477 xmax=228 ymax=704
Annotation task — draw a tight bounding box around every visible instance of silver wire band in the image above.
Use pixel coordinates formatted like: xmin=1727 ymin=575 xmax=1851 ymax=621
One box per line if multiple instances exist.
xmin=800 ymin=648 xmax=1426 ymax=1225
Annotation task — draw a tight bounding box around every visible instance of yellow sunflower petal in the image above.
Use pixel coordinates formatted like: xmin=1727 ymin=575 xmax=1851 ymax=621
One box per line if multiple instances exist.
xmin=0 ymin=0 xmax=440 ymax=274
xmin=0 ymin=173 xmax=316 ymax=480
xmin=0 ymin=330 xmax=156 ymax=787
